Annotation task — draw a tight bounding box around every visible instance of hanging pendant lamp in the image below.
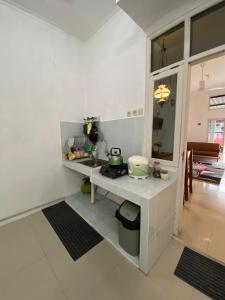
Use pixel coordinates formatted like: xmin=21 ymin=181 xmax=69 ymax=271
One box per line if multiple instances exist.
xmin=154 ymin=38 xmax=171 ymax=103
xmin=154 ymin=84 xmax=171 ymax=103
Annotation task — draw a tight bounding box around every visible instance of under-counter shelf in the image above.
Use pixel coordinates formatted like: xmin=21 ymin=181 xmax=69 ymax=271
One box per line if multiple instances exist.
xmin=65 ymin=192 xmax=139 ymax=267
xmin=63 ymin=159 xmax=177 ymax=274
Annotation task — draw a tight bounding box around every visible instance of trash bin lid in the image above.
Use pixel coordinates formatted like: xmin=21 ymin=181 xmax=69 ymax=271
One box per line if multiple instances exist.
xmin=115 ymin=200 xmax=140 ymax=230
xmin=119 ymin=201 xmax=140 ymax=222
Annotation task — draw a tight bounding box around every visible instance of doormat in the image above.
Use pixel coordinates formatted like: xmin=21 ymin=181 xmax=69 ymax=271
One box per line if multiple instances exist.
xmin=175 ymin=247 xmax=225 ymax=300
xmin=42 ymin=201 xmax=103 ymax=260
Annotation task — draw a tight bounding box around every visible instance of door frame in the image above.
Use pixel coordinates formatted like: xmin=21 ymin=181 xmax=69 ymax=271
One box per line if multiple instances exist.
xmin=147 ymin=66 xmax=184 ymax=168
xmin=144 ymin=0 xmax=225 ymax=235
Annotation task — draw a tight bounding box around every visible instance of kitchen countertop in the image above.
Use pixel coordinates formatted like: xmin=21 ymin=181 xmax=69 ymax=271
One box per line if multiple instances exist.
xmin=91 ymin=168 xmax=177 ymax=205
xmin=63 ymin=158 xmax=177 ymax=204
xmin=63 ymin=158 xmax=94 ymax=177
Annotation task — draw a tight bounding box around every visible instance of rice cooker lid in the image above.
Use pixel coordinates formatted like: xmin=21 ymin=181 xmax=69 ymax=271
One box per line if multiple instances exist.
xmin=128 ymin=156 xmax=149 ymax=165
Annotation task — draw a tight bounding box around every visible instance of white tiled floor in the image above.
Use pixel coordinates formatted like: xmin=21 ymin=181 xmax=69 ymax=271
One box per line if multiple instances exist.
xmin=0 ymin=209 xmax=211 ymax=300
xmin=180 ymin=175 xmax=225 ymax=263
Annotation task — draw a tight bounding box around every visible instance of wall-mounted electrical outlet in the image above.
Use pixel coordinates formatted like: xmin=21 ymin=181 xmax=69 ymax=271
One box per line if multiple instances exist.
xmin=138 ymin=108 xmax=144 ymax=116
xmin=133 ymin=110 xmax=137 ymax=116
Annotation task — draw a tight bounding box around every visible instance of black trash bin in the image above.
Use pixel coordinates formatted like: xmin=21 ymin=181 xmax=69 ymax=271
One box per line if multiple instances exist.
xmin=115 ymin=200 xmax=140 ymax=256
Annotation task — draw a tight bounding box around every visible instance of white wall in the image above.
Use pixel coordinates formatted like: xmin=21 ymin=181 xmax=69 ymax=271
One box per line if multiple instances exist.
xmin=0 ymin=2 xmax=85 ymax=220
xmin=85 ymin=9 xmax=146 ymax=121
xmin=187 ymin=89 xmax=225 ymax=142
xmin=0 ymin=3 xmax=147 ymax=221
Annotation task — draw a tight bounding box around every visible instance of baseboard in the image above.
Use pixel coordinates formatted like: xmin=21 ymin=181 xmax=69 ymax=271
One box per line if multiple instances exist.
xmin=0 ymin=197 xmax=64 ymax=227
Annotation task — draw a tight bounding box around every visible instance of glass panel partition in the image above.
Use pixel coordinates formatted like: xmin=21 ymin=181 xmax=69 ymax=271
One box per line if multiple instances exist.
xmin=152 ymin=73 xmax=177 ymax=161
xmin=191 ymin=1 xmax=225 ymax=56
xmin=151 ymin=23 xmax=184 ymax=72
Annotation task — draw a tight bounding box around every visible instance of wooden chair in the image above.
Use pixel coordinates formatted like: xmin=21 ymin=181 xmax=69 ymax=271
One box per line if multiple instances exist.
xmin=184 ymin=149 xmax=193 ymax=201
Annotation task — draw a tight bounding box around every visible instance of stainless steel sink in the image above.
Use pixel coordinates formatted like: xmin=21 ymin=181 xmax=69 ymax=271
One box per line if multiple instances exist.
xmin=78 ymin=159 xmax=108 ymax=168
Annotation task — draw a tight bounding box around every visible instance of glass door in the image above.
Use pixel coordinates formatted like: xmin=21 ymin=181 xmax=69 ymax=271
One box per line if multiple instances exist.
xmin=149 ymin=66 xmax=184 ymax=167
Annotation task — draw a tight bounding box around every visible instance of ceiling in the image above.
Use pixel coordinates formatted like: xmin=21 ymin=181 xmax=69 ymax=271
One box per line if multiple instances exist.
xmin=4 ymin=0 xmax=118 ymax=41
xmin=190 ymin=54 xmax=225 ymax=92
xmin=117 ymin=0 xmax=205 ymax=34
xmin=4 ymin=0 xmax=207 ymax=41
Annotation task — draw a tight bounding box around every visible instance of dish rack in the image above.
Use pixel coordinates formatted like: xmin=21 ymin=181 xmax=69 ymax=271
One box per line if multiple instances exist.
xmin=64 ymin=135 xmax=89 ymax=161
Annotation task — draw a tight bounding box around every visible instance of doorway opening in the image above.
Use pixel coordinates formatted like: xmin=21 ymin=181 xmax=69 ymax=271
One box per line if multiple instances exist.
xmin=179 ymin=53 xmax=225 ymax=264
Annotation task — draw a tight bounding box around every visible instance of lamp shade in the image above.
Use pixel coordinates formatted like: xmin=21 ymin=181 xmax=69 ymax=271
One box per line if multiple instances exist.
xmin=154 ymin=84 xmax=171 ymax=102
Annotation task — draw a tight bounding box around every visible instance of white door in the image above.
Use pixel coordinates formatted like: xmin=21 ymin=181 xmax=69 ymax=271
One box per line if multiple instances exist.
xmin=144 ymin=64 xmax=187 ymax=235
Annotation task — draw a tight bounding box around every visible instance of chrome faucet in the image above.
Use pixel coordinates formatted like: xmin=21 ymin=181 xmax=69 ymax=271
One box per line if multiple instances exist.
xmin=91 ymin=145 xmax=98 ymax=166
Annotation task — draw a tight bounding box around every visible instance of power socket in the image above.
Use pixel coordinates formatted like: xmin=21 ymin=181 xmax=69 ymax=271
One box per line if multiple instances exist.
xmin=138 ymin=108 xmax=144 ymax=116
xmin=133 ymin=110 xmax=138 ymax=117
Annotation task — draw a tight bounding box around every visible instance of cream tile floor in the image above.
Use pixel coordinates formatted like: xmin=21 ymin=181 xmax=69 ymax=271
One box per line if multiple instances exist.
xmin=180 ymin=176 xmax=225 ymax=263
xmin=0 ymin=210 xmax=210 ymax=300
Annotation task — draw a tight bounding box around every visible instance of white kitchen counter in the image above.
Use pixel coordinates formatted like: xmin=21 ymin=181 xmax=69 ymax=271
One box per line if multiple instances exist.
xmin=63 ymin=158 xmax=93 ymax=177
xmin=63 ymin=159 xmax=177 ymax=274
xmin=91 ymin=168 xmax=177 ymax=205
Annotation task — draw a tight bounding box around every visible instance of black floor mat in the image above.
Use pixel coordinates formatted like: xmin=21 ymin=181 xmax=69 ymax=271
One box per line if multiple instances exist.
xmin=175 ymin=247 xmax=225 ymax=300
xmin=42 ymin=201 xmax=103 ymax=260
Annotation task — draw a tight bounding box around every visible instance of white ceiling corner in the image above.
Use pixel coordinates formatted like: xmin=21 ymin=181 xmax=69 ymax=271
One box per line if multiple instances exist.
xmin=2 ymin=0 xmax=118 ymax=41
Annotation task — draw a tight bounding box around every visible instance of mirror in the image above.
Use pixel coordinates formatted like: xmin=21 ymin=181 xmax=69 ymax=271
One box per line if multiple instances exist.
xmin=152 ymin=73 xmax=177 ymax=161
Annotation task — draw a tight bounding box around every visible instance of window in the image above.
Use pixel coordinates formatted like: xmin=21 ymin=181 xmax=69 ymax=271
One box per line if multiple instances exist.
xmin=151 ymin=23 xmax=184 ymax=72
xmin=208 ymin=119 xmax=224 ymax=150
xmin=209 ymin=95 xmax=225 ymax=110
xmin=191 ymin=1 xmax=225 ymax=56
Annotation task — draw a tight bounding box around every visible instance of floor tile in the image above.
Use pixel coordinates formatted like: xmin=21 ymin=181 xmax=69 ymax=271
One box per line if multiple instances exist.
xmin=0 ymin=217 xmax=44 ymax=286
xmin=148 ymin=239 xmax=194 ymax=300
xmin=46 ymin=239 xmax=124 ymax=300
xmin=191 ymin=290 xmax=211 ymax=300
xmin=27 ymin=211 xmax=64 ymax=254
xmin=0 ymin=210 xmax=212 ymax=300
xmin=85 ymin=239 xmax=195 ymax=300
xmin=180 ymin=179 xmax=225 ymax=260
xmin=0 ymin=258 xmax=67 ymax=300
xmin=207 ymin=215 xmax=225 ymax=262
xmin=85 ymin=258 xmax=165 ymax=300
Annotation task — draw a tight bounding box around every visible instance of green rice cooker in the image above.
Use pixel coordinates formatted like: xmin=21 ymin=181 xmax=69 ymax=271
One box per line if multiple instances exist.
xmin=128 ymin=156 xmax=149 ymax=179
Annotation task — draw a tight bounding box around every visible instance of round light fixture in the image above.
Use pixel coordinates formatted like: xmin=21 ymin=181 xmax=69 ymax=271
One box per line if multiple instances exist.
xmin=154 ymin=84 xmax=171 ymax=103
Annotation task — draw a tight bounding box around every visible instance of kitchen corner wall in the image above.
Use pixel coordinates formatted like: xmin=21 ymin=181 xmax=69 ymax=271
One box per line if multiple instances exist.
xmin=0 ymin=2 xmax=146 ymax=221
xmin=84 ymin=9 xmax=146 ymax=121
xmin=0 ymin=2 xmax=85 ymax=221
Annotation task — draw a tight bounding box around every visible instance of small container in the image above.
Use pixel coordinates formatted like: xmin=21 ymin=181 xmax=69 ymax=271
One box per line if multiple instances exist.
xmin=160 ymin=169 xmax=169 ymax=180
xmin=153 ymin=161 xmax=161 ymax=178
xmin=81 ymin=177 xmax=91 ymax=194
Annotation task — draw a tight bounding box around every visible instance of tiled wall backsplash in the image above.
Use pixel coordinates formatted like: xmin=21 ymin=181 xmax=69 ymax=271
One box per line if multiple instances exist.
xmin=60 ymin=117 xmax=144 ymax=162
xmin=98 ymin=117 xmax=144 ymax=162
